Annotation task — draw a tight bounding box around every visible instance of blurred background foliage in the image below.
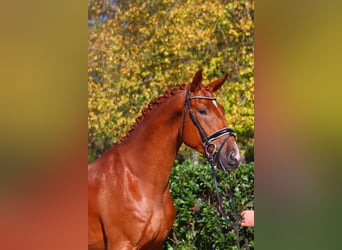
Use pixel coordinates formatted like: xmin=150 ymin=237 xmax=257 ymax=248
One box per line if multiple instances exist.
xmin=88 ymin=0 xmax=254 ymax=163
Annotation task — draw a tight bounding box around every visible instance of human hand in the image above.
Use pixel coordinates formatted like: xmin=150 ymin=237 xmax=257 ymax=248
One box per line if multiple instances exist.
xmin=241 ymin=210 xmax=254 ymax=227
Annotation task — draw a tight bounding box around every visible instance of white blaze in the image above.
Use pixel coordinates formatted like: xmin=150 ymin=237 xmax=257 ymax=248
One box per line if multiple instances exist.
xmin=212 ymin=100 xmax=218 ymax=108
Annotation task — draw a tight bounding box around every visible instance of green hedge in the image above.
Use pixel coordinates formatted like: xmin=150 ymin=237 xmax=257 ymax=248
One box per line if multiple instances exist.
xmin=164 ymin=159 xmax=254 ymax=249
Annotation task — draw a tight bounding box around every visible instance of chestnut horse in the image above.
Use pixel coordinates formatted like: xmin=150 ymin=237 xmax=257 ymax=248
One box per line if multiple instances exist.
xmin=88 ymin=70 xmax=241 ymax=250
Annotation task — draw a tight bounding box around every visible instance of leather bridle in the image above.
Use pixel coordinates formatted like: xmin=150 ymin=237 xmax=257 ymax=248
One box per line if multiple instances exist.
xmin=181 ymin=87 xmax=250 ymax=250
xmin=181 ymin=87 xmax=235 ymax=162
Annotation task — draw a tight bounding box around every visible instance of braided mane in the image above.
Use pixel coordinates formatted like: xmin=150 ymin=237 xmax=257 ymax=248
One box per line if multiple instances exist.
xmin=118 ymin=83 xmax=187 ymax=143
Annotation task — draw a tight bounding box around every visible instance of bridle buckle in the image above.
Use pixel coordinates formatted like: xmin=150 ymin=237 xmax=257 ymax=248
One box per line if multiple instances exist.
xmin=205 ymin=142 xmax=217 ymax=158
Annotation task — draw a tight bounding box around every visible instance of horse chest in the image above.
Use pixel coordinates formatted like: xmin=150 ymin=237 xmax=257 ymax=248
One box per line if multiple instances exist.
xmin=141 ymin=205 xmax=172 ymax=244
xmin=132 ymin=194 xmax=175 ymax=247
xmin=149 ymin=205 xmax=168 ymax=230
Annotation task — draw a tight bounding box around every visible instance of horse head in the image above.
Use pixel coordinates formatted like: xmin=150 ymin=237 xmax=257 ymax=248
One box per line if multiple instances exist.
xmin=182 ymin=70 xmax=241 ymax=171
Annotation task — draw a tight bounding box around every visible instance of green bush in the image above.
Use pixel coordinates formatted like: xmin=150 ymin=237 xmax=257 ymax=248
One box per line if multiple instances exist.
xmin=164 ymin=159 xmax=254 ymax=249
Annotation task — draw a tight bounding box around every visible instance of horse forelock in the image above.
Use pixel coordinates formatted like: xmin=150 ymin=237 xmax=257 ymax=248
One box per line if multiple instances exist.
xmin=118 ymin=83 xmax=187 ymax=144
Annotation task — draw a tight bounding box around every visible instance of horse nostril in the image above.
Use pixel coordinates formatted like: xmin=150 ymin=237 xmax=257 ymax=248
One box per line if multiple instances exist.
xmin=229 ymin=152 xmax=235 ymax=160
xmin=228 ymin=151 xmax=237 ymax=166
xmin=227 ymin=150 xmax=241 ymax=168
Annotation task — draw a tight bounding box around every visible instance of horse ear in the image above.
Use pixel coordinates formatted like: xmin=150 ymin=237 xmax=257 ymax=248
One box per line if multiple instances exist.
xmin=190 ymin=69 xmax=203 ymax=92
xmin=207 ymin=73 xmax=228 ymax=92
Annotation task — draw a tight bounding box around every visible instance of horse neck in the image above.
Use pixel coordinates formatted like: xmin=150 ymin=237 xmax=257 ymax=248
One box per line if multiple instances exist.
xmin=122 ymin=92 xmax=184 ymax=193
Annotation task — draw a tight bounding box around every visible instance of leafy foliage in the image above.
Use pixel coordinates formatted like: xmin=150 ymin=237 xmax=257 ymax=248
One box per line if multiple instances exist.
xmin=88 ymin=0 xmax=254 ymax=163
xmin=165 ymin=159 xmax=254 ymax=249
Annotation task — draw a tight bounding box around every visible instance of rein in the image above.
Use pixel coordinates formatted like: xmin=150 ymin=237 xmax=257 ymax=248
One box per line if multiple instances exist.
xmin=182 ymin=88 xmax=249 ymax=250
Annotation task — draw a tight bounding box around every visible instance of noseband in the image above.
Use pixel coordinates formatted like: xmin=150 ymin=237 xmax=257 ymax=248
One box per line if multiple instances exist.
xmin=181 ymin=88 xmax=235 ymax=162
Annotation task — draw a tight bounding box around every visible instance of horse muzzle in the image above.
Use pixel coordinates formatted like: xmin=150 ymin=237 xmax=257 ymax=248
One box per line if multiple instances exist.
xmin=216 ymin=140 xmax=241 ymax=171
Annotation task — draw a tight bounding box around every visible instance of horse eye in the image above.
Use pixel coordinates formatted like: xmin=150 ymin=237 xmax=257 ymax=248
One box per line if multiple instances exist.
xmin=198 ymin=108 xmax=208 ymax=115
